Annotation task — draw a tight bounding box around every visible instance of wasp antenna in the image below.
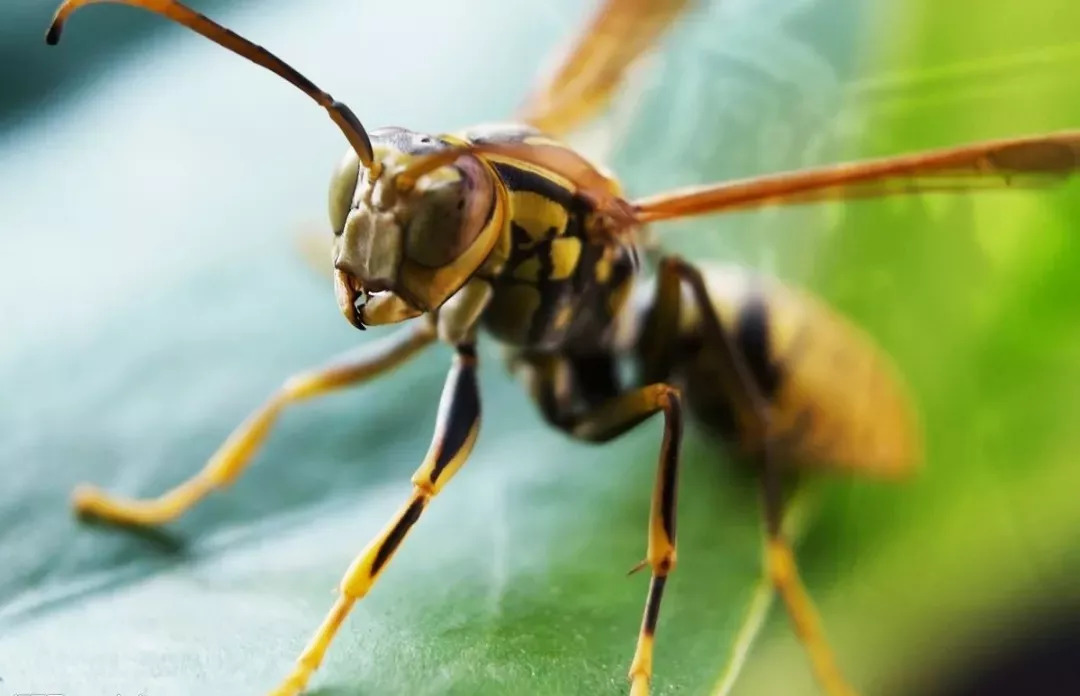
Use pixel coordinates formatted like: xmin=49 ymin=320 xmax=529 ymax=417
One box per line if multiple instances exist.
xmin=394 ymin=148 xmax=474 ymax=191
xmin=46 ymin=0 xmax=377 ymax=172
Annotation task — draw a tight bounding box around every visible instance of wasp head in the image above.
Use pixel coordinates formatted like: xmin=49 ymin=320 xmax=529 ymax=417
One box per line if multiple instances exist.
xmin=328 ymin=127 xmax=497 ymax=330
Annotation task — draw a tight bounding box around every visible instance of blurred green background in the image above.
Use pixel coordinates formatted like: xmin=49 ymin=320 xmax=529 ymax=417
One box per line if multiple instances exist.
xmin=1 ymin=1 xmax=1078 ymax=695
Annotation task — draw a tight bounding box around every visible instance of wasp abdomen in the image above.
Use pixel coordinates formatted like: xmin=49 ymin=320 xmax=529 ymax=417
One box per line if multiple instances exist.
xmin=655 ymin=264 xmax=921 ymax=477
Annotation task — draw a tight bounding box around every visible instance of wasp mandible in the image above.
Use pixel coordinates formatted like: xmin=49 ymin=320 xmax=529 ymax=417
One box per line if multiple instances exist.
xmin=45 ymin=1 xmax=1080 ymax=695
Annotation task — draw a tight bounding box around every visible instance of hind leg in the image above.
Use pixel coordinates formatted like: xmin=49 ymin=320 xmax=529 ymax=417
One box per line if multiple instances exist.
xmin=661 ymin=257 xmax=857 ymax=696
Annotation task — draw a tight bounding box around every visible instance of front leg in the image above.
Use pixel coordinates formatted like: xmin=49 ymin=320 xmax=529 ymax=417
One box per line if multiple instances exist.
xmin=270 ymin=342 xmax=482 ymax=696
xmin=74 ymin=322 xmax=436 ymax=527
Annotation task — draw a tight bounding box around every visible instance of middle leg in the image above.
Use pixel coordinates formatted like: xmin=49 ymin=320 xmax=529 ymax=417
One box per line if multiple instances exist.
xmin=522 ymin=354 xmax=683 ymax=696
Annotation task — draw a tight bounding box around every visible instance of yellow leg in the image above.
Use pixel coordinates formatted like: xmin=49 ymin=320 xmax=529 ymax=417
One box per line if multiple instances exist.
xmin=562 ymin=383 xmax=684 ymax=696
xmin=711 ymin=487 xmax=816 ymax=696
xmin=73 ymin=323 xmax=435 ymax=527
xmin=766 ymin=538 xmax=856 ymax=696
xmin=758 ymin=450 xmax=855 ymax=696
xmin=269 ymin=343 xmax=482 ymax=696
xmin=664 ymin=256 xmax=858 ymax=695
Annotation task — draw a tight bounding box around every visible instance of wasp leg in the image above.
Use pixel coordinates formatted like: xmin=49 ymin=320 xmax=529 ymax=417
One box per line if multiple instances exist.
xmin=663 ymin=257 xmax=857 ymax=696
xmin=576 ymin=386 xmax=683 ymax=696
xmin=270 ymin=342 xmax=481 ymax=696
xmin=520 ymin=355 xmax=682 ymax=696
xmin=73 ymin=322 xmax=436 ymax=528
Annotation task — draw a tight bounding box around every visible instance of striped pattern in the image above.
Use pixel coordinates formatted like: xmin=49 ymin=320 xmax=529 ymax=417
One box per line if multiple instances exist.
xmin=463 ymin=124 xmax=639 ymax=354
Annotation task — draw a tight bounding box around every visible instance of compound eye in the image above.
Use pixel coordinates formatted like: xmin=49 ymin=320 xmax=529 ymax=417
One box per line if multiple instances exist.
xmin=405 ymin=157 xmax=492 ymax=268
xmin=328 ymin=148 xmax=360 ymax=235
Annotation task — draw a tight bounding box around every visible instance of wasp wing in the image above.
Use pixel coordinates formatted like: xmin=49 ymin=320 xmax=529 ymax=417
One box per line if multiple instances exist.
xmin=631 ymin=131 xmax=1080 ymax=222
xmin=517 ymin=0 xmax=692 ymax=138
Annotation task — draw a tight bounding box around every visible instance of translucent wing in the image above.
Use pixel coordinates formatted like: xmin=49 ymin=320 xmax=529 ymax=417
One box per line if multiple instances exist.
xmin=518 ymin=0 xmax=692 ymax=138
xmin=632 ymin=131 xmax=1080 ymax=222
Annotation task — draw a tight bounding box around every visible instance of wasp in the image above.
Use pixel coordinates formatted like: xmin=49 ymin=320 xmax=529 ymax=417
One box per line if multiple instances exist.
xmin=44 ymin=0 xmax=1080 ymax=694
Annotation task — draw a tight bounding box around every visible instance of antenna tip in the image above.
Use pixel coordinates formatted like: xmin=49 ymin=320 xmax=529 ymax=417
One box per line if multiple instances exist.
xmin=45 ymin=20 xmax=64 ymax=45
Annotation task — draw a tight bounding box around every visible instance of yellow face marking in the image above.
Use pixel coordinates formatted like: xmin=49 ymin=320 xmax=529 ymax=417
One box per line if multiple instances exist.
xmin=549 ymin=237 xmax=582 ymax=281
xmin=509 ymin=190 xmax=569 ymax=243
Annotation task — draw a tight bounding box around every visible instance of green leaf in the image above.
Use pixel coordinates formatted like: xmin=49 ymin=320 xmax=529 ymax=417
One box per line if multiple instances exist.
xmin=2 ymin=1 xmax=1077 ymax=696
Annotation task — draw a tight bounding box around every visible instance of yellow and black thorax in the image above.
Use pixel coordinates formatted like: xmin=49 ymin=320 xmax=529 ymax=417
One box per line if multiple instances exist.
xmin=458 ymin=124 xmax=640 ymax=354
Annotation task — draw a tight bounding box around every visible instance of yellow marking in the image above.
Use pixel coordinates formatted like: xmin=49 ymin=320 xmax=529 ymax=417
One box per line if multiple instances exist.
xmin=513 ymin=255 xmax=543 ymax=282
xmin=628 ymin=632 xmax=654 ymax=696
xmin=549 ymin=237 xmax=582 ymax=280
xmin=595 ymin=255 xmax=613 ymax=283
xmin=413 ymin=420 xmax=480 ymax=496
xmin=269 ymin=594 xmax=356 ymax=696
xmin=508 ymin=189 xmax=569 ymax=243
xmin=483 ymin=212 xmax=513 ymax=275
xmin=271 ymin=343 xmax=480 ymax=695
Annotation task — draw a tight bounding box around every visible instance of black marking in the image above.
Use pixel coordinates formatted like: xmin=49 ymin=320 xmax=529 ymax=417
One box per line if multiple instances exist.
xmin=760 ymin=449 xmax=784 ymax=538
xmin=370 ymin=497 xmax=425 ymax=576
xmin=568 ymin=241 xmax=634 ymax=344
xmin=570 ymin=353 xmax=622 ymax=408
xmin=526 ymin=244 xmax=560 ymax=344
xmin=536 ymin=365 xmax=566 ymax=428
xmin=508 ymin=221 xmax=549 ymax=257
xmin=45 ymin=22 xmax=63 ymax=45
xmin=658 ymin=390 xmax=683 ymax=545
xmin=734 ymin=295 xmax=783 ymax=400
xmin=569 ymin=237 xmax=602 ymax=295
xmin=493 ymin=162 xmax=581 ymax=211
xmin=429 ymin=351 xmax=481 ymax=484
xmin=643 ymin=575 xmax=669 ymax=636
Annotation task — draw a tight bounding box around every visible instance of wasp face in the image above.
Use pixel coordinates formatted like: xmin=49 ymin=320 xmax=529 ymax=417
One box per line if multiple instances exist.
xmin=327 ymin=128 xmax=498 ymax=331
xmin=328 ymin=139 xmax=418 ymax=330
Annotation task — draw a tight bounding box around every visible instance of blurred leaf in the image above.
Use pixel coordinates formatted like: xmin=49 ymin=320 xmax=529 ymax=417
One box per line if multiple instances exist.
xmin=1 ymin=1 xmax=1078 ymax=696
